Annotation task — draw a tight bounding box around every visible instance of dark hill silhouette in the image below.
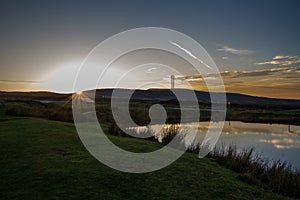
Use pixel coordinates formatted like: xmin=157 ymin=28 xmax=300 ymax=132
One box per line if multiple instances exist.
xmin=1 ymin=89 xmax=300 ymax=106
xmin=93 ymin=88 xmax=300 ymax=106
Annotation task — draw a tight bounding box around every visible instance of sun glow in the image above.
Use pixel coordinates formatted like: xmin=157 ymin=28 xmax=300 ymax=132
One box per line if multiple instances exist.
xmin=44 ymin=63 xmax=80 ymax=93
xmin=73 ymin=91 xmax=85 ymax=101
xmin=76 ymin=91 xmax=83 ymax=96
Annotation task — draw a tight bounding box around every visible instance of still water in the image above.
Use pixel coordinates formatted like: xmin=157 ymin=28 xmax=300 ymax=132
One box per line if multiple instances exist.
xmin=129 ymin=121 xmax=300 ymax=169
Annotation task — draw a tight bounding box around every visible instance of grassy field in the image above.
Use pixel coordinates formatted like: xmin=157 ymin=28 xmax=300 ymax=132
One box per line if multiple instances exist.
xmin=0 ymin=112 xmax=290 ymax=199
xmin=227 ymin=108 xmax=300 ymax=125
xmin=3 ymin=100 xmax=300 ymax=126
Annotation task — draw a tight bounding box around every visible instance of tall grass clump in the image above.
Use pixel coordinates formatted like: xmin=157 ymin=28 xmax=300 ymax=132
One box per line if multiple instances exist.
xmin=207 ymin=145 xmax=300 ymax=198
xmin=160 ymin=123 xmax=181 ymax=145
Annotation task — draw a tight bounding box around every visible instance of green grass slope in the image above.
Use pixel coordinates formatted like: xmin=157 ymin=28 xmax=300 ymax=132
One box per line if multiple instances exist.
xmin=0 ymin=116 xmax=289 ymax=199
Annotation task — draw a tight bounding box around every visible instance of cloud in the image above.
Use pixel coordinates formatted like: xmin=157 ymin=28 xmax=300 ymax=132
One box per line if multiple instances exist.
xmin=216 ymin=45 xmax=253 ymax=55
xmin=181 ymin=67 xmax=300 ymax=81
xmin=220 ymin=67 xmax=300 ymax=78
xmin=256 ymin=55 xmax=300 ymax=66
xmin=0 ymin=80 xmax=42 ymax=84
xmin=273 ymin=55 xmax=294 ymax=60
xmin=170 ymin=41 xmax=212 ymax=69
xmin=0 ymin=79 xmax=43 ymax=92
xmin=145 ymin=67 xmax=158 ymax=73
xmin=177 ymin=66 xmax=300 ymax=99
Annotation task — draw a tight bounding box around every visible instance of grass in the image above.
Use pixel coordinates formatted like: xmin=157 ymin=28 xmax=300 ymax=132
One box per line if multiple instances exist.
xmin=4 ymin=100 xmax=300 ymax=126
xmin=207 ymin=145 xmax=300 ymax=198
xmin=0 ymin=115 xmax=290 ymax=199
xmin=144 ymin=122 xmax=300 ymax=198
xmin=120 ymin=123 xmax=300 ymax=198
xmin=227 ymin=108 xmax=300 ymax=125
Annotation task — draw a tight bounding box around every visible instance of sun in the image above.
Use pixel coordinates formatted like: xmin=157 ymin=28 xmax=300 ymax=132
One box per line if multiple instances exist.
xmin=73 ymin=91 xmax=84 ymax=100
xmin=76 ymin=91 xmax=83 ymax=96
xmin=72 ymin=91 xmax=85 ymax=102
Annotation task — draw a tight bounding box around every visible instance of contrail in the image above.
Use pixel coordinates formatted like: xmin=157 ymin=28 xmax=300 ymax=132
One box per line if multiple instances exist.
xmin=169 ymin=41 xmax=212 ymax=69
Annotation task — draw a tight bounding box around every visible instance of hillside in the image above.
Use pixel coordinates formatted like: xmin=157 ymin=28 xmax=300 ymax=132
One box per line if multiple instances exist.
xmin=96 ymin=88 xmax=300 ymax=106
xmin=1 ymin=89 xmax=300 ymax=107
xmin=0 ymin=114 xmax=289 ymax=199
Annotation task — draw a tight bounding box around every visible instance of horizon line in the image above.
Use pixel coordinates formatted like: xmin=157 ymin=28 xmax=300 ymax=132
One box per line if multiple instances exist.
xmin=1 ymin=88 xmax=300 ymax=101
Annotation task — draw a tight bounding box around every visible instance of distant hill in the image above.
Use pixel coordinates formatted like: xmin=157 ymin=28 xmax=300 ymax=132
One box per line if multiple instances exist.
xmin=0 ymin=91 xmax=69 ymax=101
xmin=94 ymin=88 xmax=300 ymax=106
xmin=1 ymin=89 xmax=300 ymax=106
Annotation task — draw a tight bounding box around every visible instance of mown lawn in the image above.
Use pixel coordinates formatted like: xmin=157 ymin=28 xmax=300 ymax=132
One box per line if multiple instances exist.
xmin=0 ymin=115 xmax=289 ymax=199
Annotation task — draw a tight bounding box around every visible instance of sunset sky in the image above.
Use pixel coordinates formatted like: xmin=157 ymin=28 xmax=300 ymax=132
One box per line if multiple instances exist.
xmin=0 ymin=0 xmax=299 ymax=99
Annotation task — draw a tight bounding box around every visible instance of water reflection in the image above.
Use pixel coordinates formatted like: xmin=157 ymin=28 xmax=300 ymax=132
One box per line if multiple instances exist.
xmin=258 ymin=138 xmax=300 ymax=149
xmin=127 ymin=121 xmax=300 ymax=168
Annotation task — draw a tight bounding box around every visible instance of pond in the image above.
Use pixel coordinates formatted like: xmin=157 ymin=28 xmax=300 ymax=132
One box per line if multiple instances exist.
xmin=128 ymin=121 xmax=300 ymax=169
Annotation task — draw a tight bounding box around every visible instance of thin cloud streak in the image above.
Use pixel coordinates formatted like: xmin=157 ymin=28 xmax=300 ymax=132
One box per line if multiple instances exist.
xmin=216 ymin=45 xmax=253 ymax=55
xmin=180 ymin=67 xmax=300 ymax=81
xmin=0 ymin=80 xmax=43 ymax=84
xmin=256 ymin=55 xmax=300 ymax=66
xmin=170 ymin=41 xmax=212 ymax=69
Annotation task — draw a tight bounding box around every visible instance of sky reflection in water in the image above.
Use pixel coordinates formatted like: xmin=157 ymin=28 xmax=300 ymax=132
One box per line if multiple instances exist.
xmin=129 ymin=122 xmax=300 ymax=169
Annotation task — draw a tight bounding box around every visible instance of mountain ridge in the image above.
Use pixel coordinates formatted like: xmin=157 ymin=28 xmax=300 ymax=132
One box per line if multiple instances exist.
xmin=1 ymin=89 xmax=300 ymax=106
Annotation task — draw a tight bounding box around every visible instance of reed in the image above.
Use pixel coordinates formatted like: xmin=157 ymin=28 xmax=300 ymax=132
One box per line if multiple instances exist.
xmin=206 ymin=145 xmax=300 ymax=198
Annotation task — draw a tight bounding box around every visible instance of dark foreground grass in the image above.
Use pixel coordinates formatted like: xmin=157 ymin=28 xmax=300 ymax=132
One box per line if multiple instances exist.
xmin=0 ymin=116 xmax=289 ymax=200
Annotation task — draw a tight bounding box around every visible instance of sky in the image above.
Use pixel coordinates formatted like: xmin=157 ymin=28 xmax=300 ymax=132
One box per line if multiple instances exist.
xmin=0 ymin=0 xmax=299 ymax=99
